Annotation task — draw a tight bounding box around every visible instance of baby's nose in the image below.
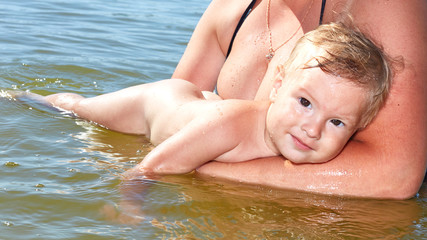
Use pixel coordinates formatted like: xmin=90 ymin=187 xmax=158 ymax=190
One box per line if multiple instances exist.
xmin=301 ymin=119 xmax=322 ymax=139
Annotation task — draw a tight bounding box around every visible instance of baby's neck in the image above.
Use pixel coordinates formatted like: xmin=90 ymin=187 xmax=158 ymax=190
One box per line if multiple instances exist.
xmin=260 ymin=101 xmax=282 ymax=157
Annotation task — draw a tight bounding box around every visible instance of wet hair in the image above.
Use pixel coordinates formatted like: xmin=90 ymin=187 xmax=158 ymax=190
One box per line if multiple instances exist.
xmin=281 ymin=22 xmax=393 ymax=128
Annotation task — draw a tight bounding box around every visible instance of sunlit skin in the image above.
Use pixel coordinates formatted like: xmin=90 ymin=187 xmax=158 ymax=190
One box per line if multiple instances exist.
xmin=11 ymin=64 xmax=368 ymax=175
xmin=265 ymin=67 xmax=366 ymax=164
xmin=179 ymin=0 xmax=427 ymax=199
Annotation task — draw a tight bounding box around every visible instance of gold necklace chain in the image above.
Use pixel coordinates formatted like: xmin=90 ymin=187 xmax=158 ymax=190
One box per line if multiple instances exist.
xmin=266 ymin=0 xmax=314 ymax=61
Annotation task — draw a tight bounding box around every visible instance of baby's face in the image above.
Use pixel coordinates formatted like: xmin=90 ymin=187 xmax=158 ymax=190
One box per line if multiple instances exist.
xmin=266 ymin=67 xmax=367 ymax=164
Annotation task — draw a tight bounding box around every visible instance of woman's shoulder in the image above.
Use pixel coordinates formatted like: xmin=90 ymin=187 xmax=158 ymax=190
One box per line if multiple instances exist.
xmin=204 ymin=0 xmax=258 ymax=37
xmin=330 ymin=0 xmax=426 ymax=70
xmin=341 ymin=0 xmax=426 ymax=36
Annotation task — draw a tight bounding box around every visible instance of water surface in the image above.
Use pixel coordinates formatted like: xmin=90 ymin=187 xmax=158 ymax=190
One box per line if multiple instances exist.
xmin=0 ymin=0 xmax=425 ymax=239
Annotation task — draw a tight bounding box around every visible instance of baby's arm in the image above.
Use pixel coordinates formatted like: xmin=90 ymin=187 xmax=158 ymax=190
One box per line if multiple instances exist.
xmin=125 ymin=101 xmax=248 ymax=176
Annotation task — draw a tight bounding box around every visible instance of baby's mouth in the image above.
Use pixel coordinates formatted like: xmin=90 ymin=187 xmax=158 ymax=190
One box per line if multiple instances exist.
xmin=291 ymin=135 xmax=313 ymax=151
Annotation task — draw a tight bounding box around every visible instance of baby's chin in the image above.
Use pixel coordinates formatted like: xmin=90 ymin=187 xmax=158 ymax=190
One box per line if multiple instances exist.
xmin=283 ymin=154 xmax=332 ymax=164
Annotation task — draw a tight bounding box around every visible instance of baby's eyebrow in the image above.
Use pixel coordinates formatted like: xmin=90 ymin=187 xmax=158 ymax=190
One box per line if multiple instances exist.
xmin=298 ymin=88 xmax=316 ymax=104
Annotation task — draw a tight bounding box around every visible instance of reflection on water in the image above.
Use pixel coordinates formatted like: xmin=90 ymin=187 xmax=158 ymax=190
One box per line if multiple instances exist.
xmin=66 ymin=123 xmax=425 ymax=238
xmin=0 ymin=0 xmax=425 ymax=239
xmin=4 ymin=91 xmax=424 ymax=238
xmin=115 ymin=173 xmax=423 ymax=239
xmin=71 ymin=121 xmax=154 ymax=172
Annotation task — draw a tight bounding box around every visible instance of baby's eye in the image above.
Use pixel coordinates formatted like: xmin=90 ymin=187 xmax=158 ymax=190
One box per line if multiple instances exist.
xmin=299 ymin=97 xmax=311 ymax=108
xmin=330 ymin=119 xmax=344 ymax=127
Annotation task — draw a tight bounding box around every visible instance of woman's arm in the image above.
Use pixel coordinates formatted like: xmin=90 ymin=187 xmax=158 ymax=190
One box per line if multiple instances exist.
xmin=172 ymin=0 xmax=252 ymax=91
xmin=197 ymin=0 xmax=427 ymax=200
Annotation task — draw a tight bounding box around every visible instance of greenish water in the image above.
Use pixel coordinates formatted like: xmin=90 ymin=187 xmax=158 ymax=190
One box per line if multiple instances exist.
xmin=0 ymin=0 xmax=425 ymax=239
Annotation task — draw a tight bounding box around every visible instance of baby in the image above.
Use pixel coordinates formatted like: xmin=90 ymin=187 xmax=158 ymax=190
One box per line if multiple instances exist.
xmin=12 ymin=23 xmax=391 ymax=176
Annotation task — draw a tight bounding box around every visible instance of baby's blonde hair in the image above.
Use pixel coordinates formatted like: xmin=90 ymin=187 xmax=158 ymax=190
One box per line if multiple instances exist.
xmin=281 ymin=22 xmax=392 ymax=128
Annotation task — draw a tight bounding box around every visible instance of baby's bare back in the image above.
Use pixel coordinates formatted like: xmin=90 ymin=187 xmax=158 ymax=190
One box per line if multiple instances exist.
xmin=143 ymin=79 xmax=217 ymax=145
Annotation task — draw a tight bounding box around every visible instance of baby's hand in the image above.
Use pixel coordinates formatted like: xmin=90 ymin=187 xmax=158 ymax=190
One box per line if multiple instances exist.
xmin=112 ymin=174 xmax=158 ymax=225
xmin=101 ymin=203 xmax=145 ymax=225
xmin=122 ymin=166 xmax=143 ymax=180
xmin=122 ymin=164 xmax=158 ymax=181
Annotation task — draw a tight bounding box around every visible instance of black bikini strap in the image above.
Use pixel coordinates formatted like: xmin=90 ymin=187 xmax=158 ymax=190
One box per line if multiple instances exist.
xmin=226 ymin=0 xmax=257 ymax=58
xmin=319 ymin=0 xmax=327 ymax=25
xmin=227 ymin=0 xmax=326 ymax=58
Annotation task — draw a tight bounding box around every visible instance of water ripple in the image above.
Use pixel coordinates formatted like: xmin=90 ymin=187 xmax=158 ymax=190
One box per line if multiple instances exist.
xmin=0 ymin=0 xmax=425 ymax=239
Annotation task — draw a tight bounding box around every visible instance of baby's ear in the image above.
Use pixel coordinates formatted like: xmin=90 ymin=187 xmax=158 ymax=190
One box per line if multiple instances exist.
xmin=269 ymin=79 xmax=282 ymax=101
xmin=270 ymin=65 xmax=285 ymax=101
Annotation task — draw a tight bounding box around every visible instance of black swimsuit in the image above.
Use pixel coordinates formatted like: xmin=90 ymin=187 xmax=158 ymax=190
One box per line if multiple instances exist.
xmin=226 ymin=0 xmax=327 ymax=58
xmin=216 ymin=0 xmax=327 ymax=94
